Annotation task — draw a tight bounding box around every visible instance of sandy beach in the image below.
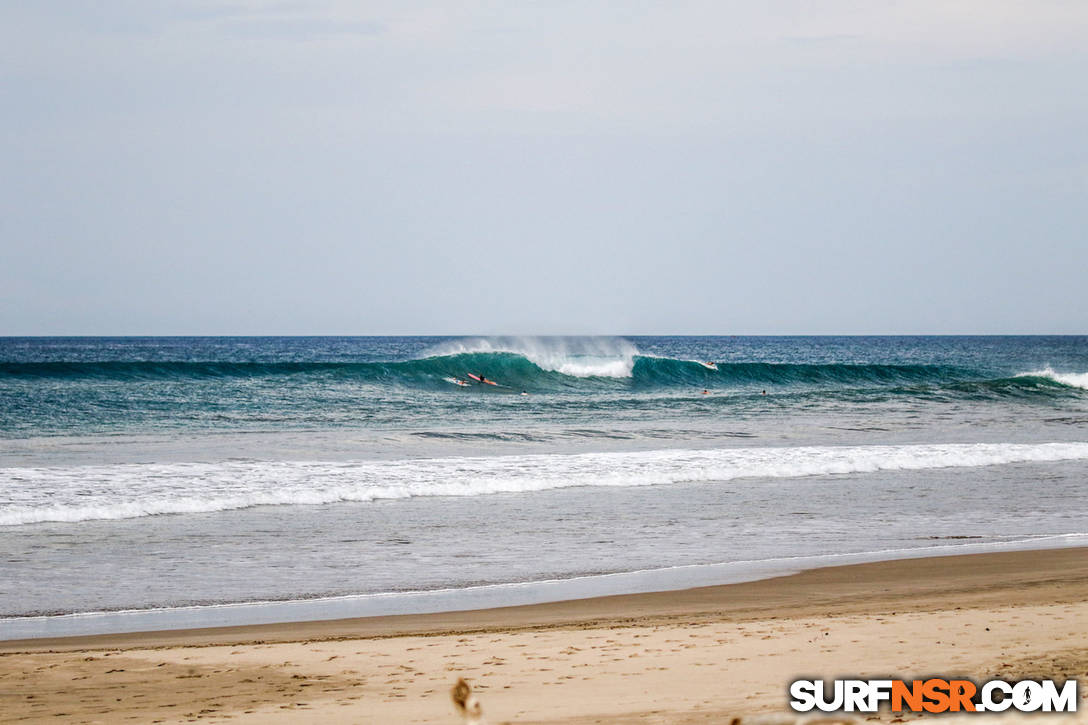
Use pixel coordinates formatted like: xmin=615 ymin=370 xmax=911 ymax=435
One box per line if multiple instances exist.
xmin=2 ymin=547 xmax=1086 ymax=723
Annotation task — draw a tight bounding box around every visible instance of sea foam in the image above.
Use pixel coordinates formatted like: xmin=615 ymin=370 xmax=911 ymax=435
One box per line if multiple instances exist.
xmin=3 ymin=441 xmax=1088 ymax=526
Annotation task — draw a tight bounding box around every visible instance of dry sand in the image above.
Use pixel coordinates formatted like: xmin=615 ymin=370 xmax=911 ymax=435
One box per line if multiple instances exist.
xmin=2 ymin=547 xmax=1086 ymax=723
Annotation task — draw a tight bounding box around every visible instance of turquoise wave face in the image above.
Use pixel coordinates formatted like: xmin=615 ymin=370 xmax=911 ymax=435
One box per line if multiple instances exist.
xmin=0 ymin=354 xmax=1081 ymax=392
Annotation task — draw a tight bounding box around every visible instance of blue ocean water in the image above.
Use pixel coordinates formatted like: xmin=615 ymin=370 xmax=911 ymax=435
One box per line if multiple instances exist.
xmin=1 ymin=336 xmax=1087 ymax=634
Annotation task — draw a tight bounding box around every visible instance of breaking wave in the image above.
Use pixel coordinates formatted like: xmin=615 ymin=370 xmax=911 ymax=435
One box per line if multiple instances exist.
xmin=425 ymin=336 xmax=640 ymax=378
xmin=4 ymin=336 xmax=1086 ymax=401
xmin=1017 ymin=368 xmax=1088 ymax=390
xmin=3 ymin=356 xmax=1085 ymax=398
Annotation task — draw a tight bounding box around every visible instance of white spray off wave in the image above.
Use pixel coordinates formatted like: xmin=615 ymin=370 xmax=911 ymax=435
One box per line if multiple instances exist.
xmin=425 ymin=336 xmax=639 ymax=378
xmin=1018 ymin=368 xmax=1088 ymax=390
xmin=4 ymin=441 xmax=1088 ymax=526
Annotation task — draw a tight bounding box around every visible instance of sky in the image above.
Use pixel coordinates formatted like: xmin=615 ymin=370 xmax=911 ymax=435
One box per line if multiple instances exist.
xmin=2 ymin=1 xmax=1086 ymax=335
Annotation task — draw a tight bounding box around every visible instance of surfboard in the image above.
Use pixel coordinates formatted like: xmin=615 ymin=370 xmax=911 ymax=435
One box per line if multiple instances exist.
xmin=444 ymin=376 xmax=470 ymax=387
xmin=698 ymin=361 xmax=718 ymax=370
xmin=467 ymin=373 xmax=498 ymax=386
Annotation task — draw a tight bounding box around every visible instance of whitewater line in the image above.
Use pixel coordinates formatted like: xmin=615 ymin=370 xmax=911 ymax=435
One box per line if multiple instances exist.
xmin=3 ymin=441 xmax=1088 ymax=526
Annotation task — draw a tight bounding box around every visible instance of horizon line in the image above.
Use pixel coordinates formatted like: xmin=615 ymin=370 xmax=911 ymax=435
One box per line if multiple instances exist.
xmin=2 ymin=333 xmax=1086 ymax=339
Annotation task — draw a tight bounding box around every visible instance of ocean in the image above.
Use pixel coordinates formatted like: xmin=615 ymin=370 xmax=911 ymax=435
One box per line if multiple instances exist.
xmin=2 ymin=335 xmax=1087 ymax=637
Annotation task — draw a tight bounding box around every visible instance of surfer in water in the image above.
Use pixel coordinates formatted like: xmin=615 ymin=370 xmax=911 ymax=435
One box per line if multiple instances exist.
xmin=477 ymin=374 xmax=491 ymax=385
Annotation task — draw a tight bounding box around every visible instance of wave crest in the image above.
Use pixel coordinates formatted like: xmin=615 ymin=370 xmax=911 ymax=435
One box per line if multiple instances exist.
xmin=3 ymin=350 xmax=1086 ymax=401
xmin=1017 ymin=368 xmax=1088 ymax=390
xmin=423 ymin=337 xmax=639 ymax=378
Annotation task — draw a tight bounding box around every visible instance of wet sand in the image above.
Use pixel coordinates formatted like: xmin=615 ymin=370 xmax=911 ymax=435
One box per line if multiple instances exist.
xmin=2 ymin=547 xmax=1086 ymax=723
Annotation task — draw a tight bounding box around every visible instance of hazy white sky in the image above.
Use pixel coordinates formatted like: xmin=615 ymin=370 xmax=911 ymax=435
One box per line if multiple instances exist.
xmin=2 ymin=1 xmax=1086 ymax=334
